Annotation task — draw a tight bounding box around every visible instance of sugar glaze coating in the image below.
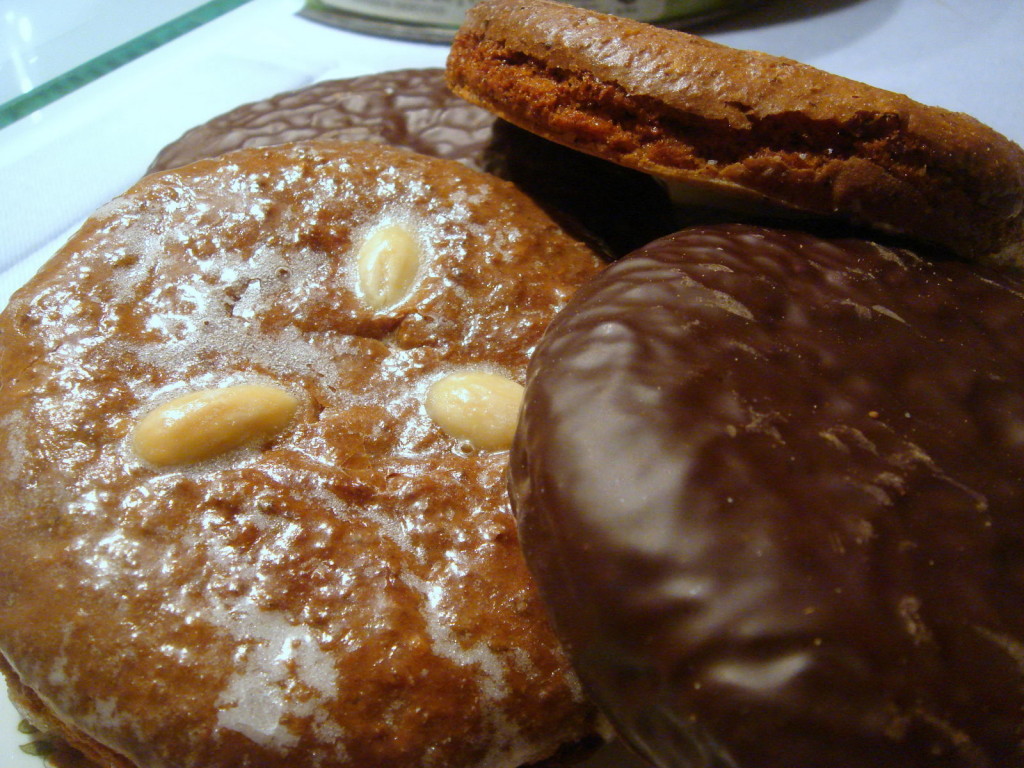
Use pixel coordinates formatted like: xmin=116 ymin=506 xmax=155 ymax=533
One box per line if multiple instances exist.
xmin=0 ymin=141 xmax=602 ymax=768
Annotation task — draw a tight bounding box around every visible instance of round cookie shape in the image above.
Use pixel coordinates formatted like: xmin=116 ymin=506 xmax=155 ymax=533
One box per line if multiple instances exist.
xmin=510 ymin=223 xmax=1024 ymax=767
xmin=447 ymin=0 xmax=1024 ymax=266
xmin=149 ymin=68 xmax=676 ymax=259
xmin=0 ymin=141 xmax=603 ymax=768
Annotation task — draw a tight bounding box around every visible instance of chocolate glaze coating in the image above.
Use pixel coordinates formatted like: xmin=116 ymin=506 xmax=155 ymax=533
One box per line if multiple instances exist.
xmin=148 ymin=68 xmax=675 ymax=258
xmin=147 ymin=69 xmax=496 ymax=174
xmin=510 ymin=224 xmax=1024 ymax=768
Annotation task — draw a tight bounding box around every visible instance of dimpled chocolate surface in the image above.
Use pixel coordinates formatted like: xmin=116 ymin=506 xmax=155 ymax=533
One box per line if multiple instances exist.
xmin=510 ymin=224 xmax=1024 ymax=768
xmin=0 ymin=141 xmax=603 ymax=768
xmin=148 ymin=69 xmax=496 ymax=174
xmin=149 ymin=68 xmax=675 ymax=258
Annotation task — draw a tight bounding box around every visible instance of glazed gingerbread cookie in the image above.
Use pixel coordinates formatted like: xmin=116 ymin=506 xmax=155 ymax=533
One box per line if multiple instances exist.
xmin=511 ymin=223 xmax=1024 ymax=767
xmin=0 ymin=141 xmax=603 ymax=768
xmin=447 ymin=0 xmax=1024 ymax=266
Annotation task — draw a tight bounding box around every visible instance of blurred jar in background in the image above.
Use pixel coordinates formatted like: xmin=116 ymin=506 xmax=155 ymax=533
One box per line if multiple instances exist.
xmin=300 ymin=0 xmax=762 ymax=43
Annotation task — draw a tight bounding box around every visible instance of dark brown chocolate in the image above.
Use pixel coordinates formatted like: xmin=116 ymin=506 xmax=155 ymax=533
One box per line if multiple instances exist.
xmin=147 ymin=69 xmax=496 ymax=174
xmin=148 ymin=68 xmax=675 ymax=258
xmin=510 ymin=224 xmax=1024 ymax=768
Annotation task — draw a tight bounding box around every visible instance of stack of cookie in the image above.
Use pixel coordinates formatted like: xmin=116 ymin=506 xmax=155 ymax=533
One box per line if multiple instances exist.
xmin=1 ymin=2 xmax=1022 ymax=768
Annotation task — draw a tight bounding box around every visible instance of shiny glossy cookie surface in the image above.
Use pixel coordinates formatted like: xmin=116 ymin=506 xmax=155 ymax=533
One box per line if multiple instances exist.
xmin=0 ymin=140 xmax=602 ymax=768
xmin=512 ymin=223 xmax=1024 ymax=768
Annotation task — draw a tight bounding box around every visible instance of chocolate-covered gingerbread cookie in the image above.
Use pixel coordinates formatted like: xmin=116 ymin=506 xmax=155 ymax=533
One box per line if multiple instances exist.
xmin=511 ymin=223 xmax=1024 ymax=767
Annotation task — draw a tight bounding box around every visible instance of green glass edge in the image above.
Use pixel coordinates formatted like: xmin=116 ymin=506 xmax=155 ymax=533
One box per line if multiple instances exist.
xmin=0 ymin=0 xmax=257 ymax=131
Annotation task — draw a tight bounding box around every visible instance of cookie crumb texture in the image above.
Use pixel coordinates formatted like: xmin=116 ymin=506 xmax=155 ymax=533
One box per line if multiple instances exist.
xmin=447 ymin=0 xmax=1024 ymax=265
xmin=0 ymin=141 xmax=601 ymax=768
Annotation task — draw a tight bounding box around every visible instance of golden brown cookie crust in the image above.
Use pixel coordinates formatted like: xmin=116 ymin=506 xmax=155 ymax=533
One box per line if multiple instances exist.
xmin=0 ymin=141 xmax=602 ymax=768
xmin=447 ymin=0 xmax=1024 ymax=265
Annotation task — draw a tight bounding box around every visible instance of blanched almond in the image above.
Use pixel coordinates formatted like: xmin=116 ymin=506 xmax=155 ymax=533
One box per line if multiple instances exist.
xmin=132 ymin=384 xmax=298 ymax=466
